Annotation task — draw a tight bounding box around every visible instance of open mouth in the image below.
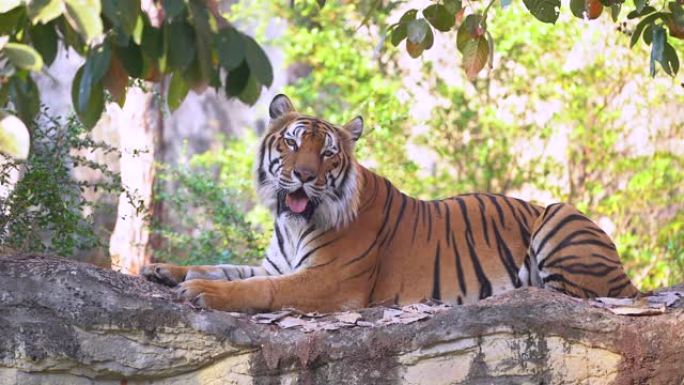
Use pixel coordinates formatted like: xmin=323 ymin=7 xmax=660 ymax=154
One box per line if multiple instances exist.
xmin=284 ymin=188 xmax=313 ymax=216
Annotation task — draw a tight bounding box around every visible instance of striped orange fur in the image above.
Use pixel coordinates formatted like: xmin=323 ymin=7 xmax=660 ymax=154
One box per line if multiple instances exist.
xmin=143 ymin=94 xmax=639 ymax=312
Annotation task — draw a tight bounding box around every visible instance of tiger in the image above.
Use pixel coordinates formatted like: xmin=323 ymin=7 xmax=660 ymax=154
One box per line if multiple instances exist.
xmin=142 ymin=94 xmax=640 ymax=312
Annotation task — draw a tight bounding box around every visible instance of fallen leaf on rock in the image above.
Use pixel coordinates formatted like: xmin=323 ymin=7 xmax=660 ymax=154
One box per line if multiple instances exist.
xmin=336 ymin=312 xmax=362 ymax=324
xmin=277 ymin=316 xmax=307 ymax=329
xmin=593 ymin=297 xmax=635 ymax=307
xmin=607 ymin=306 xmax=666 ymax=316
xmin=252 ymin=310 xmax=292 ymax=324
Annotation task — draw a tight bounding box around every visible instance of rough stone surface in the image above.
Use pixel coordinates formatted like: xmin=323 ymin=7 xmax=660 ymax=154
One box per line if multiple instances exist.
xmin=1 ymin=254 xmax=684 ymax=385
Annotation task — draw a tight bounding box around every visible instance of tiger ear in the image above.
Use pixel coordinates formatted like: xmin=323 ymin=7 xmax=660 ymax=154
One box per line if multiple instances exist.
xmin=269 ymin=94 xmax=295 ymax=119
xmin=343 ymin=116 xmax=364 ymax=141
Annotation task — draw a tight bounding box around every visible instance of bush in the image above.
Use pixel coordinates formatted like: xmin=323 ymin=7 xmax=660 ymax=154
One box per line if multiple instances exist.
xmin=0 ymin=111 xmax=122 ymax=258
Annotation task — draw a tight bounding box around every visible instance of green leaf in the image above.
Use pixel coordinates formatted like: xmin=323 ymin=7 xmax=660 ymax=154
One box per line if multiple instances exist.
xmin=457 ymin=14 xmax=483 ymax=53
xmin=216 ymin=26 xmax=245 ymax=70
xmin=30 ymin=22 xmax=58 ymax=66
xmin=627 ymin=5 xmax=655 ymax=18
xmin=317 ymin=0 xmax=326 ymax=8
xmin=634 ymin=0 xmax=647 ymax=13
xmin=649 ymin=25 xmax=664 ymax=76
xmin=28 ymin=0 xmax=64 ymax=25
xmin=102 ymin=0 xmax=140 ymax=38
xmin=78 ymin=44 xmax=111 ymax=113
xmin=0 ymin=6 xmax=25 ymax=35
xmin=0 ymin=111 xmax=30 ymax=159
xmin=423 ymin=4 xmax=455 ymax=32
xmin=423 ymin=24 xmax=434 ymax=50
xmin=444 ymin=0 xmax=462 ymax=14
xmin=643 ymin=23 xmax=653 ymax=45
xmin=0 ymin=0 xmax=23 ymax=13
xmin=167 ymin=71 xmax=189 ymax=112
xmin=390 ymin=22 xmax=408 ymax=46
xmin=114 ymin=41 xmax=143 ymax=77
xmin=407 ymin=18 xmax=429 ymax=44
xmin=630 ymin=12 xmax=666 ymax=47
xmin=662 ymin=42 xmax=679 ymax=75
xmin=523 ymin=0 xmax=561 ymax=23
xmin=611 ymin=3 xmax=621 ymax=21
xmin=3 ymin=43 xmax=44 ymax=72
xmin=243 ymin=34 xmax=273 ymax=87
xmin=570 ymin=0 xmax=586 ymax=18
xmin=71 ymin=66 xmax=104 ymax=128
xmin=188 ymin=0 xmax=212 ymax=84
xmin=141 ymin=23 xmax=163 ymax=59
xmin=225 ymin=59 xmax=250 ymax=97
xmin=64 ymin=0 xmax=103 ymax=43
xmin=163 ymin=0 xmax=185 ymax=19
xmin=400 ymin=9 xmax=418 ymax=22
xmin=8 ymin=75 xmax=40 ymax=124
xmin=462 ymin=36 xmax=489 ymax=80
xmin=238 ymin=74 xmax=261 ymax=105
xmin=166 ymin=21 xmax=196 ymax=70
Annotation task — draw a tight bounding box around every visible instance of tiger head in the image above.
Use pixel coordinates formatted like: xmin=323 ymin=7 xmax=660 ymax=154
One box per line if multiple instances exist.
xmin=255 ymin=94 xmax=364 ymax=230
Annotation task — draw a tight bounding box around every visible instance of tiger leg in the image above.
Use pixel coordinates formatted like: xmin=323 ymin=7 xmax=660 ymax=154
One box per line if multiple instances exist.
xmin=177 ymin=269 xmax=369 ymax=313
xmin=526 ymin=202 xmax=640 ymax=298
xmin=142 ymin=263 xmax=270 ymax=287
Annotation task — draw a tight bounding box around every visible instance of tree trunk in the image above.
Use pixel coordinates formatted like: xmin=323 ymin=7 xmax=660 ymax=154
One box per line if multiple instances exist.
xmin=2 ymin=254 xmax=684 ymax=385
xmin=109 ymin=85 xmax=163 ymax=275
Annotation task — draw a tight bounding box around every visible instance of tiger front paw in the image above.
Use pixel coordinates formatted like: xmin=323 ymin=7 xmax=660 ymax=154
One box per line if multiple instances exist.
xmin=176 ymin=279 xmax=235 ymax=310
xmin=141 ymin=263 xmax=189 ymax=287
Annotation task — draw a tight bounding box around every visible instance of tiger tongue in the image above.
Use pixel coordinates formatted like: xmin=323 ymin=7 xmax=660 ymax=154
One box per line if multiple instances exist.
xmin=286 ymin=192 xmax=309 ymax=214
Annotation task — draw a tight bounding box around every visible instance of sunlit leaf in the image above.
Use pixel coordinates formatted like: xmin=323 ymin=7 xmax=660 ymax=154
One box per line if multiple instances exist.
xmin=523 ymin=0 xmax=561 ymax=23
xmin=28 ymin=0 xmax=64 ymax=25
xmin=167 ymin=71 xmax=189 ymax=112
xmin=390 ymin=23 xmax=408 ymax=46
xmin=462 ymin=36 xmax=489 ymax=80
xmin=457 ymin=14 xmax=483 ymax=53
xmin=0 ymin=0 xmax=23 ymax=13
xmin=611 ymin=4 xmax=621 ymax=21
xmin=64 ymin=0 xmax=103 ymax=43
xmin=0 ymin=111 xmax=30 ymax=159
xmin=3 ymin=43 xmax=44 ymax=72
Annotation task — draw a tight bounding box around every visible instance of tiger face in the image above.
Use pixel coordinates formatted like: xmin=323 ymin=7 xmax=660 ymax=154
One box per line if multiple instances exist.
xmin=255 ymin=94 xmax=364 ymax=230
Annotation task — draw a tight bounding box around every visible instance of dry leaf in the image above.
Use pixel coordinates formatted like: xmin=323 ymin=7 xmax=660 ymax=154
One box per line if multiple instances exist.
xmin=252 ymin=310 xmax=292 ymax=324
xmin=607 ymin=306 xmax=666 ymax=316
xmin=277 ymin=316 xmax=307 ymax=329
xmin=336 ymin=312 xmax=362 ymax=324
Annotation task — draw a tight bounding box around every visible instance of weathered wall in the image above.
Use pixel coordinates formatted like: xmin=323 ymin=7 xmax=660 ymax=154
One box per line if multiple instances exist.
xmin=1 ymin=254 xmax=683 ymax=385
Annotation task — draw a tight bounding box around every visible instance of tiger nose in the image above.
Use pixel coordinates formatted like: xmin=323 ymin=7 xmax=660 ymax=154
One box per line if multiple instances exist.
xmin=293 ymin=167 xmax=315 ymax=183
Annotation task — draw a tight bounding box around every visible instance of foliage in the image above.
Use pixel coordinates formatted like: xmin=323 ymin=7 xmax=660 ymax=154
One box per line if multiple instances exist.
xmin=0 ymin=111 xmax=122 ymax=256
xmin=152 ymin=137 xmax=267 ymax=266
xmin=420 ymin=3 xmax=684 ymax=289
xmin=385 ymin=0 xmax=683 ymax=79
xmin=0 ymin=0 xmax=273 ymax=138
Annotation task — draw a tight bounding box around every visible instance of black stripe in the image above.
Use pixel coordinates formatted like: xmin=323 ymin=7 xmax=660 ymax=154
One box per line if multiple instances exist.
xmin=534 ymin=214 xmax=594 ymax=256
xmin=432 ymin=243 xmax=441 ymax=300
xmin=607 ymin=279 xmax=635 ymax=297
xmin=543 ymin=273 xmax=599 ymax=297
xmin=455 ymin=197 xmax=492 ymax=299
xmin=411 ymin=199 xmax=420 ymax=243
xmin=473 ymin=194 xmax=491 ymax=247
xmin=265 ymin=257 xmax=283 ymax=275
xmin=491 ymin=218 xmax=522 ymax=288
xmin=501 ymin=197 xmax=531 ymax=247
xmin=426 ymin=202 xmax=433 ymax=242
xmin=385 ymin=193 xmax=408 ymax=246
xmin=295 ymin=238 xmax=339 ymax=269
xmin=486 ymin=194 xmax=506 ymax=227
xmin=274 ymin=224 xmax=292 ymax=269
xmin=450 ymin=231 xmax=467 ymax=295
